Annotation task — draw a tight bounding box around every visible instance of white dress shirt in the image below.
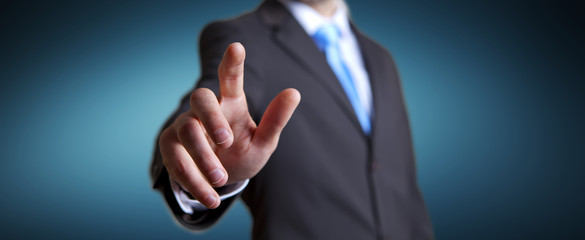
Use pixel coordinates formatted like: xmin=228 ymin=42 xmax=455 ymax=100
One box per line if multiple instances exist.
xmin=173 ymin=0 xmax=373 ymax=214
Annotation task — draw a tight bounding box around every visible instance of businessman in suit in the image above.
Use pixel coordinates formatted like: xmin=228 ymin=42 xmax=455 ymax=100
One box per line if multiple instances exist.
xmin=151 ymin=0 xmax=434 ymax=239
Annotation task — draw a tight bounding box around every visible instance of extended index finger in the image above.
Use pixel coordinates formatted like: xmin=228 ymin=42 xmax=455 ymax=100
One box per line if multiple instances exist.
xmin=217 ymin=42 xmax=245 ymax=99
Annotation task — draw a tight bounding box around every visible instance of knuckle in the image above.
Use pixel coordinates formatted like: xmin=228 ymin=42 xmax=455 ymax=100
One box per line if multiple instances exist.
xmin=192 ymin=179 xmax=209 ymax=193
xmin=159 ymin=127 xmax=176 ymax=145
xmin=177 ymin=119 xmax=197 ymax=139
xmin=191 ymin=88 xmax=215 ymax=103
xmin=185 ymin=180 xmax=210 ymax=199
xmin=229 ymin=65 xmax=243 ymax=76
xmin=218 ymin=65 xmax=242 ymax=81
xmin=172 ymin=159 xmax=190 ymax=178
xmin=197 ymin=152 xmax=216 ymax=167
xmin=205 ymin=112 xmax=225 ymax=127
xmin=190 ymin=189 xmax=209 ymax=202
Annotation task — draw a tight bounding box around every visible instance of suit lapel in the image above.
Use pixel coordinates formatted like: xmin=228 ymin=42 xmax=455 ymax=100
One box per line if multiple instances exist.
xmin=257 ymin=1 xmax=366 ymax=137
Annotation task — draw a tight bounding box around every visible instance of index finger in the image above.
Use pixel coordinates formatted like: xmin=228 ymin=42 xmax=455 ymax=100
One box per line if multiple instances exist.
xmin=217 ymin=42 xmax=245 ymax=99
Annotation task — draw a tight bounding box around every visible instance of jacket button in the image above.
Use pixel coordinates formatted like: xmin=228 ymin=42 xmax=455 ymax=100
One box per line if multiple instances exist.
xmin=371 ymin=161 xmax=380 ymax=171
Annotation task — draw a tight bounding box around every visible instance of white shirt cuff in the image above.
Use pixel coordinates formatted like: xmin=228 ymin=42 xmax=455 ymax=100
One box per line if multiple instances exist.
xmin=170 ymin=178 xmax=249 ymax=214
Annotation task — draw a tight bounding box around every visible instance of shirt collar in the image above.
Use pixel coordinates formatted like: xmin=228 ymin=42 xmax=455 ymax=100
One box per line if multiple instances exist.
xmin=281 ymin=0 xmax=351 ymax=39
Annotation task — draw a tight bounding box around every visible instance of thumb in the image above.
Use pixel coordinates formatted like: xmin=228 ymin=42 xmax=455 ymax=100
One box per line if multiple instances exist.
xmin=253 ymin=88 xmax=301 ymax=151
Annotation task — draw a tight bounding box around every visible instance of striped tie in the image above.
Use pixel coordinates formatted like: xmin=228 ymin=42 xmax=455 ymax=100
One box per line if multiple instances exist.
xmin=312 ymin=24 xmax=371 ymax=135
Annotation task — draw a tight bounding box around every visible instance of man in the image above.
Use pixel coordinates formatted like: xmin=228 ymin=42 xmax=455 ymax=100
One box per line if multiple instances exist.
xmin=151 ymin=0 xmax=434 ymax=239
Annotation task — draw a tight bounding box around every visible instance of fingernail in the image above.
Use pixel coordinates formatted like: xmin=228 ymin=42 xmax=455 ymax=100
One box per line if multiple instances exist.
xmin=204 ymin=195 xmax=218 ymax=208
xmin=214 ymin=128 xmax=230 ymax=145
xmin=209 ymin=169 xmax=226 ymax=184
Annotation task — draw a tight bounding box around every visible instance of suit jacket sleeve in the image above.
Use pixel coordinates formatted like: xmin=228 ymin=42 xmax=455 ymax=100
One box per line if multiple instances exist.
xmin=150 ymin=20 xmax=265 ymax=230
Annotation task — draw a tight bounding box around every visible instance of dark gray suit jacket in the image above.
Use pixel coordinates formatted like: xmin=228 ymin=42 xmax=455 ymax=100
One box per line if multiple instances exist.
xmin=151 ymin=1 xmax=434 ymax=239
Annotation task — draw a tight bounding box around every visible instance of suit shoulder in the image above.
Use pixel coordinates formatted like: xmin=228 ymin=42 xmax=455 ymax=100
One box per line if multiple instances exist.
xmin=360 ymin=33 xmax=395 ymax=62
xmin=351 ymin=25 xmax=395 ymax=62
xmin=200 ymin=10 xmax=262 ymax=41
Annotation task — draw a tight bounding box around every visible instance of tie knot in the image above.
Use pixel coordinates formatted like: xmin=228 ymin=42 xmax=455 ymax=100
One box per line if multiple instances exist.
xmin=312 ymin=23 xmax=340 ymax=51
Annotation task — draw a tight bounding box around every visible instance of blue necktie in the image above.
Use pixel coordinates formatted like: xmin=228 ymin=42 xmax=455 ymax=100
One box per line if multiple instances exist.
xmin=313 ymin=24 xmax=371 ymax=135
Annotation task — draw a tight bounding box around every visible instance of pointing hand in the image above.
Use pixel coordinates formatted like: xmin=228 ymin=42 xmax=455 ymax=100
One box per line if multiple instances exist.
xmin=159 ymin=42 xmax=301 ymax=209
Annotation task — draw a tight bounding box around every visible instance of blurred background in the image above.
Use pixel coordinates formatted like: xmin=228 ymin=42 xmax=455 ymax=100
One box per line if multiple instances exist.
xmin=1 ymin=0 xmax=584 ymax=239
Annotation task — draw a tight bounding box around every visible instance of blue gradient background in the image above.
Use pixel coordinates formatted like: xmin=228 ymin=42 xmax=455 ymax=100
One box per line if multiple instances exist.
xmin=1 ymin=0 xmax=584 ymax=239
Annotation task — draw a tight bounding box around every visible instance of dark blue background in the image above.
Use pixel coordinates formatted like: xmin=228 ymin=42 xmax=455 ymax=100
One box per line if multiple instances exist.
xmin=1 ymin=0 xmax=583 ymax=239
